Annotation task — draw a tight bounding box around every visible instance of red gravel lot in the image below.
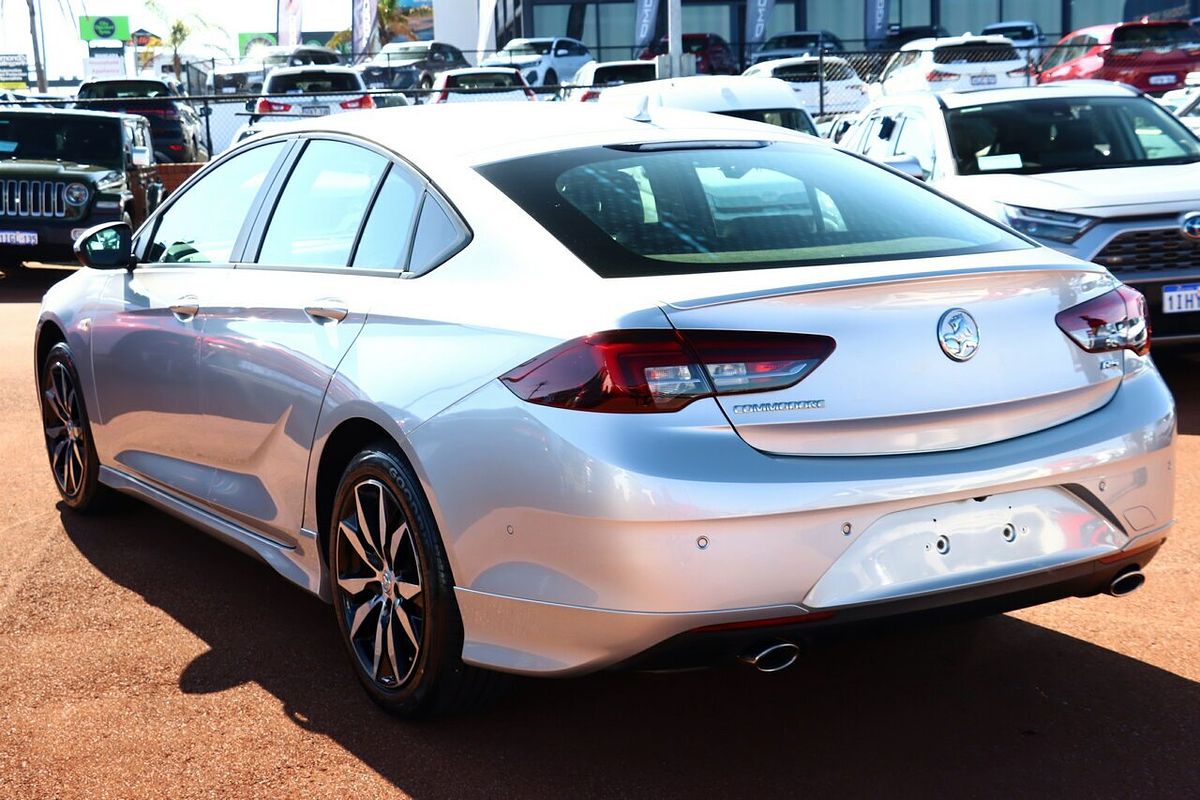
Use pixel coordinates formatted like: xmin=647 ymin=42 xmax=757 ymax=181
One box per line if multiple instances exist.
xmin=1 ymin=265 xmax=1197 ymax=799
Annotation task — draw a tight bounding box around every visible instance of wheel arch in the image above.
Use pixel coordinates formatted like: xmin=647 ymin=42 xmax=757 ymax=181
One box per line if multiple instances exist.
xmin=34 ymin=319 xmax=67 ymax=380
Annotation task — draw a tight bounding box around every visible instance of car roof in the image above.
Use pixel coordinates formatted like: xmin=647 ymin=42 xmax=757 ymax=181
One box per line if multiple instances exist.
xmin=982 ymin=20 xmax=1039 ymax=29
xmin=79 ymin=77 xmax=170 ymax=85
xmin=267 ymin=64 xmax=361 ymax=76
xmin=755 ymin=55 xmax=852 ymax=68
xmin=0 ymin=107 xmax=135 ymax=122
xmin=442 ymin=67 xmax=520 ymax=75
xmin=901 ymin=33 xmax=1016 ymax=50
xmin=934 ymin=81 xmax=1141 ymax=108
xmin=270 ymin=102 xmax=816 ymax=169
xmin=598 ymin=75 xmax=802 ymax=113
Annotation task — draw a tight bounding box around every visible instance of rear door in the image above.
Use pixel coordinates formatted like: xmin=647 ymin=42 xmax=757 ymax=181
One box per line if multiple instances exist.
xmin=194 ymin=137 xmax=426 ymax=546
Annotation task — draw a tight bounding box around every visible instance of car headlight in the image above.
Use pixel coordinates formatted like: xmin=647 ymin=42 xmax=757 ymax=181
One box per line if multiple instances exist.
xmin=525 ymin=69 xmax=539 ymax=84
xmin=1003 ymin=205 xmax=1096 ymax=244
xmin=64 ymin=182 xmax=90 ymax=206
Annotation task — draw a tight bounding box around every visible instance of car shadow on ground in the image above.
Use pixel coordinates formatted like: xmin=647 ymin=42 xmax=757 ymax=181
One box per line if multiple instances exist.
xmin=1156 ymin=352 xmax=1200 ymax=435
xmin=0 ymin=264 xmax=78 ymax=303
xmin=61 ymin=503 xmax=1200 ymax=799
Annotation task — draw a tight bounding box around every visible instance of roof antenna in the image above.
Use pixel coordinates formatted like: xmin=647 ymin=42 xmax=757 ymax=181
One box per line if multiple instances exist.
xmin=629 ymin=95 xmax=653 ymax=123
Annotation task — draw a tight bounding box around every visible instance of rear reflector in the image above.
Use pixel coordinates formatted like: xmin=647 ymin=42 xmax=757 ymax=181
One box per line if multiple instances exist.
xmin=1055 ymin=285 xmax=1151 ymax=357
xmin=500 ymin=329 xmax=835 ymax=413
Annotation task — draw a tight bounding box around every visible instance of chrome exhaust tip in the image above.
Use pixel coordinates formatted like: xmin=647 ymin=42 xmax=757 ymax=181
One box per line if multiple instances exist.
xmin=1107 ymin=568 xmax=1146 ymax=598
xmin=739 ymin=641 xmax=800 ymax=673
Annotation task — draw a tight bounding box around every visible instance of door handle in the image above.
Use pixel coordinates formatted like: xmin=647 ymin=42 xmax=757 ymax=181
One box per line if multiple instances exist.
xmin=169 ymin=297 xmax=199 ymax=320
xmin=304 ymin=303 xmax=349 ymax=323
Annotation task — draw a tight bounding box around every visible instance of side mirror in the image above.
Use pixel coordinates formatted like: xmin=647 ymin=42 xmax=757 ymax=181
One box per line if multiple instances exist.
xmin=74 ymin=221 xmax=133 ymax=270
xmin=130 ymin=145 xmax=151 ymax=167
xmin=882 ymin=155 xmax=927 ymax=181
xmin=556 ymin=49 xmax=569 ymax=57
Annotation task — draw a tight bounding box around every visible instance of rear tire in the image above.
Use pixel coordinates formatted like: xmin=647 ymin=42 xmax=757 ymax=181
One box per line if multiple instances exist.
xmin=328 ymin=443 xmax=504 ymax=717
xmin=544 ymin=69 xmax=558 ymax=87
xmin=39 ymin=343 xmax=110 ymax=512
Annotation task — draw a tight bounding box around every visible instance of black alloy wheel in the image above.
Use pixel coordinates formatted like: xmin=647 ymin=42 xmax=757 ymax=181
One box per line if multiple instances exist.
xmin=40 ymin=342 xmax=107 ymax=511
xmin=329 ymin=444 xmax=503 ymax=716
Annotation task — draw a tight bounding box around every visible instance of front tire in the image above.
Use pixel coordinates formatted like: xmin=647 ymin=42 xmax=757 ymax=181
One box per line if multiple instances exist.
xmin=40 ymin=342 xmax=108 ymax=512
xmin=544 ymin=69 xmax=558 ymax=87
xmin=328 ymin=443 xmax=502 ymax=717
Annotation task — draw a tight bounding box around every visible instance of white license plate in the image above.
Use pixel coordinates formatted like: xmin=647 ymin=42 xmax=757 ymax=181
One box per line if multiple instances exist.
xmin=1149 ymin=74 xmax=1177 ymax=86
xmin=220 ymin=86 xmax=236 ymax=94
xmin=970 ymin=74 xmax=997 ymax=86
xmin=0 ymin=230 xmax=37 ymax=246
xmin=1164 ymin=283 xmax=1200 ymax=313
xmin=301 ymin=106 xmax=330 ymax=116
xmin=368 ymin=81 xmax=386 ymax=88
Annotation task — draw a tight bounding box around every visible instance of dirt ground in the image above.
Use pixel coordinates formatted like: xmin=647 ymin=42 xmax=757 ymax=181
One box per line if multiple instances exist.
xmin=1 ymin=264 xmax=1197 ymax=799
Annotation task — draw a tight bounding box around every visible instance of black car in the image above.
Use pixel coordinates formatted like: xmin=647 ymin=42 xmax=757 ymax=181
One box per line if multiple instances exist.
xmin=75 ymin=78 xmax=208 ymax=163
xmin=0 ymin=109 xmax=163 ymax=267
xmin=359 ymin=41 xmax=471 ymax=93
xmin=210 ymin=45 xmax=342 ymax=95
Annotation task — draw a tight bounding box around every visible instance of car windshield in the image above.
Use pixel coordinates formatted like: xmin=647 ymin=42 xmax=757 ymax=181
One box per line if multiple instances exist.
xmin=77 ymin=80 xmax=170 ymax=99
xmin=932 ymin=43 xmax=1019 ymax=64
xmin=774 ymin=62 xmax=855 ymax=82
xmin=0 ymin=114 xmax=121 ymax=169
xmin=718 ymin=108 xmax=818 ymax=136
xmin=593 ymin=63 xmax=657 ymax=85
xmin=477 ymin=141 xmax=1027 ymax=278
xmin=946 ymin=96 xmax=1200 ymax=175
xmin=764 ymin=34 xmax=821 ymax=49
xmin=1113 ymin=23 xmax=1200 ymax=49
xmin=448 ymin=72 xmax=520 ymax=89
xmin=504 ymin=40 xmax=553 ymax=56
xmin=984 ymin=25 xmax=1037 ymax=40
xmin=266 ymin=71 xmax=361 ymax=93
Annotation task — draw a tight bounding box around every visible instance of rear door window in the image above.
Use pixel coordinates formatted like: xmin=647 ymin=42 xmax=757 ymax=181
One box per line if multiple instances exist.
xmin=257 ymin=140 xmax=388 ymax=267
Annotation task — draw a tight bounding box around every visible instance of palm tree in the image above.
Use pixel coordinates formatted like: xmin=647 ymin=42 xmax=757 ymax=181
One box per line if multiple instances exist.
xmin=144 ymin=0 xmax=217 ymax=80
xmin=327 ymin=0 xmax=417 ymax=54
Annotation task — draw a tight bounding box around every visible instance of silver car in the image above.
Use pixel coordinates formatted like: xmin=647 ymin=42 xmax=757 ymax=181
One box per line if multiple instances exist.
xmin=38 ymin=104 xmax=1175 ymax=716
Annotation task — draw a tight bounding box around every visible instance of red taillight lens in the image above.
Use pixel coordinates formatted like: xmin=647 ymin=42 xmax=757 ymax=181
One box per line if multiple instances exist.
xmin=339 ymin=94 xmax=376 ymax=109
xmin=1055 ymin=285 xmax=1151 ymax=357
xmin=499 ymin=330 xmax=835 ymax=413
xmin=255 ymin=98 xmax=292 ymax=113
xmin=1007 ymin=65 xmax=1032 ymax=77
xmin=167 ymin=143 xmax=184 ymax=151
xmin=435 ymin=89 xmax=449 ymax=103
xmin=580 ymin=89 xmax=601 ymax=102
xmin=926 ymin=70 xmax=958 ymax=82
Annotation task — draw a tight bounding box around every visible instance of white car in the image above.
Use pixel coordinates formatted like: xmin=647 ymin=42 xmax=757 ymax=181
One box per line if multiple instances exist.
xmin=481 ymin=37 xmax=592 ymax=87
xmin=877 ymin=34 xmax=1030 ymax=96
xmin=598 ymin=76 xmax=818 ymax=136
xmin=839 ymin=82 xmax=1200 ymax=345
xmin=564 ymin=60 xmax=657 ymax=102
xmin=743 ymin=56 xmax=868 ymax=115
xmin=430 ymin=68 xmax=535 ymax=103
xmin=233 ymin=66 xmax=400 ymax=145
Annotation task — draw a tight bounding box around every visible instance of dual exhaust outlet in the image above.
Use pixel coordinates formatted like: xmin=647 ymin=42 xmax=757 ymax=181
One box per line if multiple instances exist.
xmin=738 ymin=568 xmax=1146 ymax=673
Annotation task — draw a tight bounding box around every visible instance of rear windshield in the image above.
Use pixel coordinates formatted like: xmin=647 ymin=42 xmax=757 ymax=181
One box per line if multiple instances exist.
xmin=266 ymin=71 xmax=360 ymax=93
xmin=719 ymin=108 xmax=818 ymax=136
xmin=1113 ymin=23 xmax=1200 ymax=49
xmin=654 ymin=37 xmax=710 ymax=54
xmin=932 ymin=43 xmax=1019 ymax=64
xmin=476 ymin=142 xmax=1027 ymax=278
xmin=774 ymin=62 xmax=855 ymax=82
xmin=447 ymin=72 xmax=521 ymax=89
xmin=0 ymin=114 xmax=121 ymax=169
xmin=78 ymin=81 xmax=170 ymax=99
xmin=946 ymin=95 xmax=1200 ymax=175
xmin=983 ymin=25 xmax=1037 ymax=40
xmin=593 ymin=63 xmax=657 ymax=86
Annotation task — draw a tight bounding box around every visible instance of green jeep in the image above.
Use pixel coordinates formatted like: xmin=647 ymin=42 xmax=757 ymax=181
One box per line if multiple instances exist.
xmin=0 ymin=108 xmax=164 ymax=267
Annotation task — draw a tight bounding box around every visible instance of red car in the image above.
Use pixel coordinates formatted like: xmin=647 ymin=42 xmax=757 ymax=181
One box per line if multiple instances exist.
xmin=1038 ymin=20 xmax=1200 ymax=93
xmin=638 ymin=33 xmax=738 ymax=75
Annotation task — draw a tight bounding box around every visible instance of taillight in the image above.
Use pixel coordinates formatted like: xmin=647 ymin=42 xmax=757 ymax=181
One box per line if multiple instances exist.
xmin=1007 ymin=65 xmax=1032 ymax=77
xmin=1055 ymin=285 xmax=1150 ymax=357
xmin=255 ymin=98 xmax=292 ymax=113
xmin=339 ymin=94 xmax=376 ymax=109
xmin=499 ymin=330 xmax=835 ymax=413
xmin=580 ymin=89 xmax=601 ymax=102
xmin=926 ymin=70 xmax=958 ymax=82
xmin=435 ymin=89 xmax=449 ymax=103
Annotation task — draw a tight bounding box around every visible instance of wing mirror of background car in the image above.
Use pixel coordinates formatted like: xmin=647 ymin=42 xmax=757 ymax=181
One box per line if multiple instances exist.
xmin=74 ymin=222 xmax=134 ymax=270
xmin=882 ymin=155 xmax=927 ymax=182
xmin=556 ymin=48 xmax=569 ymax=57
xmin=129 ymin=145 xmax=151 ymax=167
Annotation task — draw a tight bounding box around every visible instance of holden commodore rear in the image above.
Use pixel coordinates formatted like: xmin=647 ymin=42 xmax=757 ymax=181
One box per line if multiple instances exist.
xmin=40 ymin=105 xmax=1174 ymax=716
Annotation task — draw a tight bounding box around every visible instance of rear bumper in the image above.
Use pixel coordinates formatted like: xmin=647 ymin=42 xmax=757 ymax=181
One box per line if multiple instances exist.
xmin=412 ymin=354 xmax=1176 ymax=676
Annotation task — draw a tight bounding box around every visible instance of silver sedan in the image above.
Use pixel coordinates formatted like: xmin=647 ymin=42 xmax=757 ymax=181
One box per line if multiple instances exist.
xmin=37 ymin=103 xmax=1175 ymax=716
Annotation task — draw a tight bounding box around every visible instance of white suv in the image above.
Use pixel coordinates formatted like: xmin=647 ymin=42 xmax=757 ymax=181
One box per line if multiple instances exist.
xmin=481 ymin=37 xmax=592 ymax=87
xmin=877 ymin=34 xmax=1030 ymax=96
xmin=839 ymin=82 xmax=1200 ymax=345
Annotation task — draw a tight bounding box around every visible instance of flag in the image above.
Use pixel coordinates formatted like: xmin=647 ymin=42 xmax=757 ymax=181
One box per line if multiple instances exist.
xmin=633 ymin=0 xmax=660 ymax=51
xmin=352 ymin=0 xmax=378 ymax=61
xmin=277 ymin=0 xmax=303 ymax=47
xmin=865 ymin=0 xmax=890 ymax=48
xmin=744 ymin=0 xmax=775 ymax=51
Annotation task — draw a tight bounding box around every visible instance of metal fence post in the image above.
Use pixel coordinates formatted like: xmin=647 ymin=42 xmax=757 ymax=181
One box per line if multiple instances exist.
xmin=818 ymin=46 xmax=825 ymax=117
xmin=202 ymin=96 xmax=213 ymax=159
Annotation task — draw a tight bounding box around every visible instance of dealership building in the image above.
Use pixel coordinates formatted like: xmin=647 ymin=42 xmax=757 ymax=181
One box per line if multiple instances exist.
xmin=487 ymin=0 xmax=1200 ymax=59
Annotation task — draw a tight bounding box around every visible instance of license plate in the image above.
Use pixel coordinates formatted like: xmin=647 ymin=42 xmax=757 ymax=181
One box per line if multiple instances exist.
xmin=301 ymin=106 xmax=330 ymax=116
xmin=0 ymin=230 xmax=37 ymax=246
xmin=1164 ymin=283 xmax=1200 ymax=313
xmin=1149 ymin=74 xmax=1177 ymax=86
xmin=970 ymin=74 xmax=997 ymax=86
xmin=220 ymin=86 xmax=236 ymax=94
xmin=368 ymin=81 xmax=386 ymax=88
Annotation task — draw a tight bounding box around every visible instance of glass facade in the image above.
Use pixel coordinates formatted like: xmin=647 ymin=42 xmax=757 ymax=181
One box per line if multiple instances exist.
xmin=515 ymin=0 xmax=1200 ymax=57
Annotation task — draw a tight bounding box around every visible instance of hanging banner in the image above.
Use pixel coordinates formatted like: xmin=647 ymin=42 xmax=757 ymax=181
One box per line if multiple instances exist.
xmin=744 ymin=0 xmax=775 ymax=51
xmin=864 ymin=0 xmax=890 ymax=47
xmin=633 ymin=0 xmax=660 ymax=51
xmin=277 ymin=0 xmax=304 ymax=47
xmin=351 ymin=0 xmax=377 ymax=61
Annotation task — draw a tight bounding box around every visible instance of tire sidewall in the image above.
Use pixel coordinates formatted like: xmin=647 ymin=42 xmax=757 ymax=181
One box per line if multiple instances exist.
xmin=41 ymin=342 xmax=102 ymax=510
xmin=328 ymin=445 xmax=463 ymax=715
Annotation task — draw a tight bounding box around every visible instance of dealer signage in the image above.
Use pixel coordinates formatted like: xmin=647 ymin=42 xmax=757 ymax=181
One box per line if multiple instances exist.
xmin=0 ymin=54 xmax=28 ymax=89
xmin=79 ymin=16 xmax=131 ymax=42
